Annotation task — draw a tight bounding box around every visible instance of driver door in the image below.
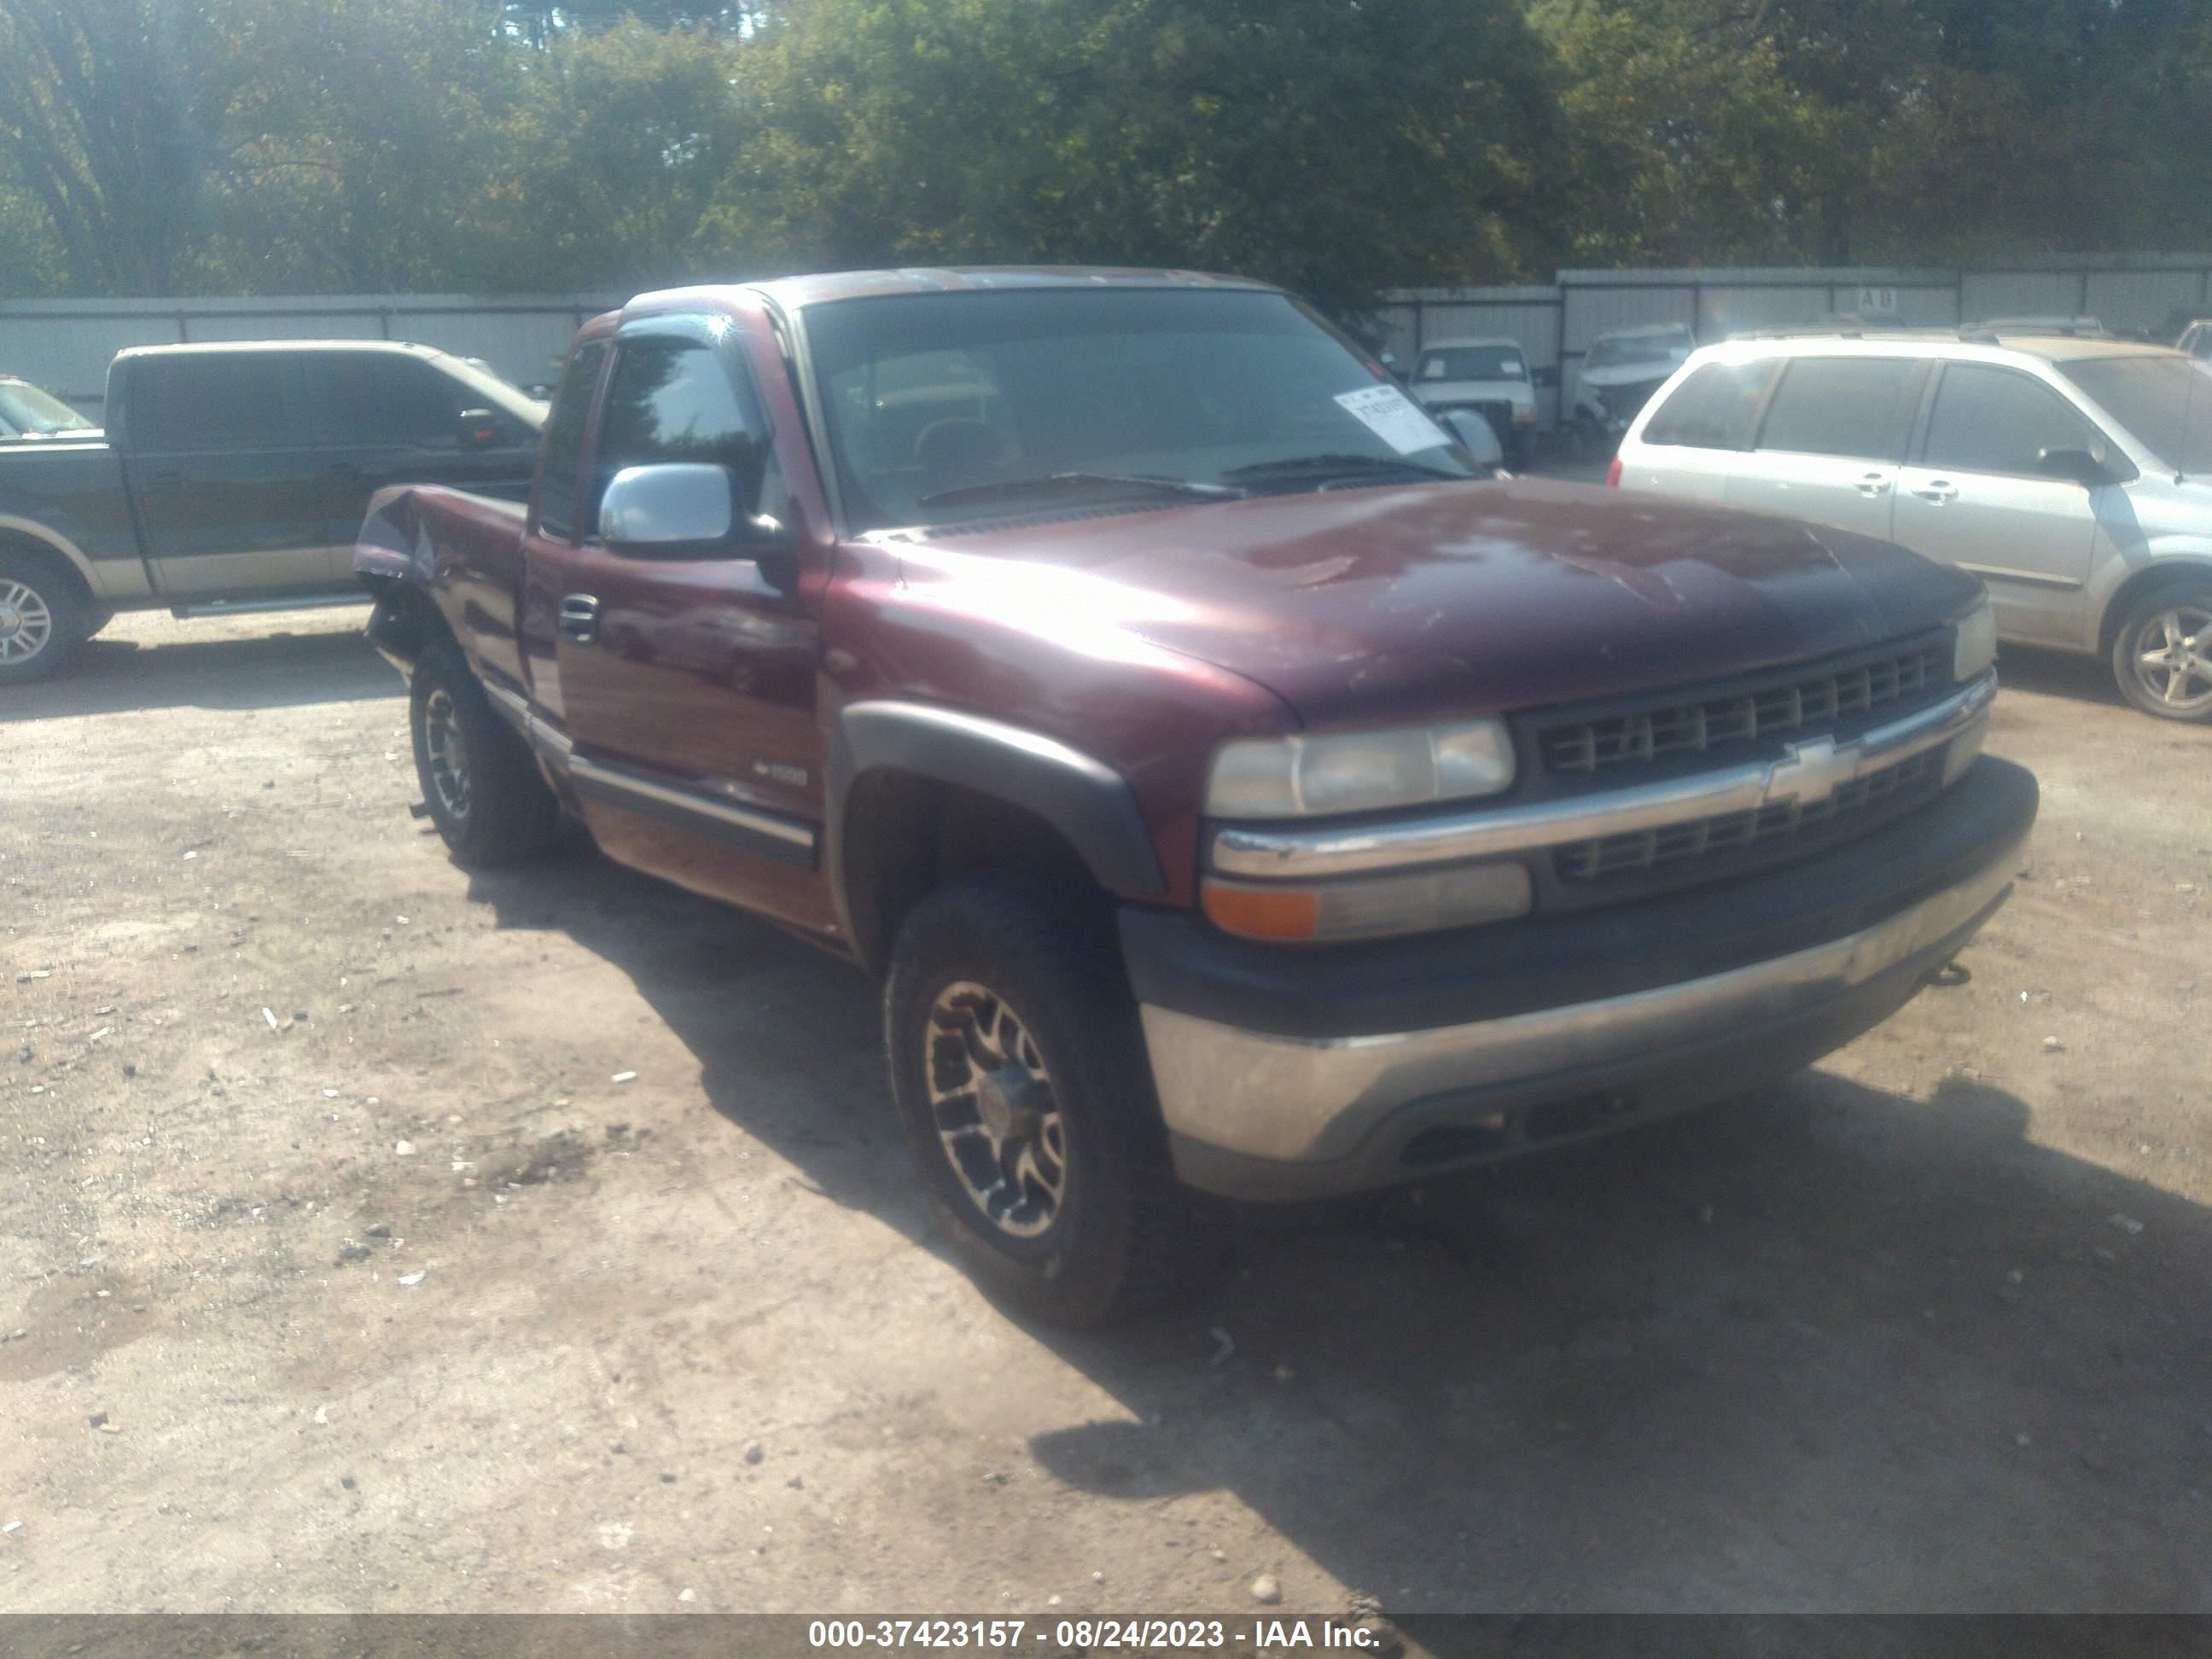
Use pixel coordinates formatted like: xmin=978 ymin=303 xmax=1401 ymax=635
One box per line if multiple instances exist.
xmin=526 ymin=317 xmax=830 ymax=933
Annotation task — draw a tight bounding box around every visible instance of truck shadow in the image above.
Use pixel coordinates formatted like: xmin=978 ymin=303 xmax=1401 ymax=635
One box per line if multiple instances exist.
xmin=1990 ymin=643 xmax=2128 ymax=710
xmin=0 ymin=624 xmax=397 ymax=722
xmin=464 ymin=848 xmax=2210 ymax=1612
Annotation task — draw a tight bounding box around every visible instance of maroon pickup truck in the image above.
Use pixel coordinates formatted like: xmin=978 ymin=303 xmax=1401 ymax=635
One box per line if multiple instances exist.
xmin=357 ymin=268 xmax=2036 ymax=1324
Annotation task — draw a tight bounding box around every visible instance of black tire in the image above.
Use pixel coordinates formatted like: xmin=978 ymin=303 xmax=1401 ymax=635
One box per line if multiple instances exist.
xmin=884 ymin=876 xmax=1214 ymax=1326
xmin=2108 ymin=578 xmax=2212 ymax=722
xmin=1570 ymin=411 xmax=1606 ymax=467
xmin=408 ymin=642 xmax=561 ymax=864
xmin=0 ymin=549 xmax=90 ymax=686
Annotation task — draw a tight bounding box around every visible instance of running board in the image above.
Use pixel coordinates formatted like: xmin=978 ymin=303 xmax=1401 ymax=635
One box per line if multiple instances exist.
xmin=168 ymin=591 xmax=368 ymax=620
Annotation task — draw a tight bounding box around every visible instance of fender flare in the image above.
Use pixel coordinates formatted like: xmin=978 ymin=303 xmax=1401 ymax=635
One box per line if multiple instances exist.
xmin=827 ymin=701 xmax=1168 ymax=969
xmin=0 ymin=515 xmax=105 ymax=602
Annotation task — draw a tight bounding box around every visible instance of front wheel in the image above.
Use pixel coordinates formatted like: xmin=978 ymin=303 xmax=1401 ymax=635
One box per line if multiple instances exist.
xmin=1569 ymin=411 xmax=1608 ymax=467
xmin=0 ymin=552 xmax=90 ymax=686
xmin=2110 ymin=582 xmax=2212 ymax=722
xmin=408 ymin=643 xmax=561 ymax=864
xmin=884 ymin=876 xmax=1214 ymax=1326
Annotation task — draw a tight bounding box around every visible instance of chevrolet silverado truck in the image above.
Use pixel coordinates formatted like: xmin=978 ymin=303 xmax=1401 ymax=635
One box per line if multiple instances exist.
xmin=355 ymin=268 xmax=2036 ymax=1325
xmin=0 ymin=340 xmax=542 ymax=684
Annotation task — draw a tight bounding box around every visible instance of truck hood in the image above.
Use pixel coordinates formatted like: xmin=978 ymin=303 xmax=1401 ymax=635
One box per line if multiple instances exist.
xmin=1583 ymin=367 xmax=1682 ymax=393
xmin=894 ymin=479 xmax=1979 ymax=727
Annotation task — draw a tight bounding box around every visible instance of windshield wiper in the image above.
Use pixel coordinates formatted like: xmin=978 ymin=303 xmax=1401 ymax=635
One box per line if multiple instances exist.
xmin=1221 ymin=453 xmax=1464 ymax=485
xmin=917 ymin=471 xmax=1245 ymax=509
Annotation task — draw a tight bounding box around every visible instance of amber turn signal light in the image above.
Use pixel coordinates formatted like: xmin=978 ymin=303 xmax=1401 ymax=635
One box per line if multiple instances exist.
xmin=1200 ymin=879 xmax=1320 ymax=942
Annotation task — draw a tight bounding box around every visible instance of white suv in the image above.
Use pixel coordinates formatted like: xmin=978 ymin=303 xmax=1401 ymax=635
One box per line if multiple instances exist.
xmin=1614 ymin=329 xmax=2212 ymax=720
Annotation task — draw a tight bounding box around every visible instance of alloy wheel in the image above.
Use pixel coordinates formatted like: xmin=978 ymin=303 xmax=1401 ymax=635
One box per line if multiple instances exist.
xmin=923 ymin=981 xmax=1068 ymax=1239
xmin=0 ymin=579 xmax=54 ymax=666
xmin=422 ymin=687 xmax=474 ymax=822
xmin=2130 ymin=602 xmax=2212 ymax=716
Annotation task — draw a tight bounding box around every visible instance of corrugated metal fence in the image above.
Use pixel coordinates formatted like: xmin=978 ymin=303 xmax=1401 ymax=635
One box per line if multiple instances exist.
xmin=7 ymin=255 xmax=2210 ymax=428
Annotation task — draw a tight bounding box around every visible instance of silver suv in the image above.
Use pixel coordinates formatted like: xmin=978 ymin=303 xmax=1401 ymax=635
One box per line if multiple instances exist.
xmin=1615 ymin=329 xmax=2212 ymax=721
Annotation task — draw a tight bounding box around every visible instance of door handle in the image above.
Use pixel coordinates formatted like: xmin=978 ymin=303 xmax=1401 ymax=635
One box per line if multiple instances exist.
xmin=1910 ymin=480 xmax=1957 ymax=504
xmin=1856 ymin=472 xmax=1891 ymax=497
xmin=558 ymin=593 xmax=601 ymax=644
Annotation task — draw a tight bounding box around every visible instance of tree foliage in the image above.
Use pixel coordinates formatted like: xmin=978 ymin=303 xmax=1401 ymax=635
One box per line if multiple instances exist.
xmin=0 ymin=0 xmax=2205 ymax=317
xmin=1540 ymin=0 xmax=2212 ymax=266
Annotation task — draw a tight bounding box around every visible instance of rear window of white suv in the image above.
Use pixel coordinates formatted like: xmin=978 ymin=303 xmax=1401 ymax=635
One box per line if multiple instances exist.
xmin=1641 ymin=358 xmax=1778 ymax=448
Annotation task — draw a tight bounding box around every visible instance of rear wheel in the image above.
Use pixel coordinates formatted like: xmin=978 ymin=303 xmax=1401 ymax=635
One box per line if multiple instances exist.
xmin=408 ymin=643 xmax=561 ymax=864
xmin=884 ymin=876 xmax=1214 ymax=1326
xmin=2110 ymin=581 xmax=2212 ymax=722
xmin=0 ymin=551 xmax=90 ymax=685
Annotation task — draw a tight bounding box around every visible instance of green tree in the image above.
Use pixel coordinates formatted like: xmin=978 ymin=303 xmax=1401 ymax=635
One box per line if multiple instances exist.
xmin=195 ymin=0 xmax=516 ymax=291
xmin=1540 ymin=0 xmax=2212 ymax=267
xmin=708 ymin=0 xmax=1565 ymax=318
xmin=0 ymin=0 xmax=218 ymax=294
xmin=469 ymin=20 xmax=754 ymax=290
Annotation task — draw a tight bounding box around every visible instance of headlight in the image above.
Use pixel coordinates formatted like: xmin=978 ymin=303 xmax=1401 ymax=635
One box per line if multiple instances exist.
xmin=1953 ymin=597 xmax=1998 ymax=682
xmin=1206 ymin=719 xmax=1516 ymax=819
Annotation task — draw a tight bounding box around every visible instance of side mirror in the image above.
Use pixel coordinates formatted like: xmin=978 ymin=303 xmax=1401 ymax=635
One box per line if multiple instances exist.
xmin=2035 ymin=445 xmax=2121 ymax=487
xmin=457 ymin=408 xmax=506 ymax=451
xmin=1438 ymin=409 xmax=1505 ymax=471
xmin=598 ymin=462 xmax=794 ymax=566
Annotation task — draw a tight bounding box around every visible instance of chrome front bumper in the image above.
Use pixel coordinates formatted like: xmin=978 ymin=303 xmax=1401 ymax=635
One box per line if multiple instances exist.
xmin=1142 ymin=824 xmax=2023 ymax=1200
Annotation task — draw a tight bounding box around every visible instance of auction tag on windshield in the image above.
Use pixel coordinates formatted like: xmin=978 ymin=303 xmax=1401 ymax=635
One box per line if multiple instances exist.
xmin=1336 ymin=384 xmax=1450 ymax=455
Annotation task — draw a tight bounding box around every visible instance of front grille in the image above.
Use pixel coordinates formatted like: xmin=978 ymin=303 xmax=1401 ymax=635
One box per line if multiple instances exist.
xmin=1556 ymin=748 xmax=1945 ymax=882
xmin=1596 ymin=377 xmax=1668 ymax=421
xmin=1536 ymin=640 xmax=1949 ymax=777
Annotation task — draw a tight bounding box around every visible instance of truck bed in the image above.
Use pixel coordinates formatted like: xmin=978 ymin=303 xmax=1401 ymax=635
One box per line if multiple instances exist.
xmin=0 ymin=437 xmax=143 ymax=591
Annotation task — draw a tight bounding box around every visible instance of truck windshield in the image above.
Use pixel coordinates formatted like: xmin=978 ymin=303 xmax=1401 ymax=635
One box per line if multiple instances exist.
xmin=0 ymin=380 xmax=96 ymax=438
xmin=803 ymin=288 xmax=1481 ymax=533
xmin=1417 ymin=346 xmax=1526 ymax=381
xmin=1586 ymin=333 xmax=1691 ymax=370
xmin=2057 ymin=355 xmax=2212 ymax=475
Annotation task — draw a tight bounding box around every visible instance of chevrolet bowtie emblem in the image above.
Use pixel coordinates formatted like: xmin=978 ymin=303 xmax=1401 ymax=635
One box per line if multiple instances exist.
xmin=1763 ymin=735 xmax=1859 ymax=808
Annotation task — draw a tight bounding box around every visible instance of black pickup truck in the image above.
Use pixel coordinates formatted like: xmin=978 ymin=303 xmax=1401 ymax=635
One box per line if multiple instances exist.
xmin=0 ymin=340 xmax=543 ymax=684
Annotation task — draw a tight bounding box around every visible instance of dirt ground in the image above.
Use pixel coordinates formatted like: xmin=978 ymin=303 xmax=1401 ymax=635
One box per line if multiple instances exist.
xmin=3 ymin=600 xmax=2208 ymax=1619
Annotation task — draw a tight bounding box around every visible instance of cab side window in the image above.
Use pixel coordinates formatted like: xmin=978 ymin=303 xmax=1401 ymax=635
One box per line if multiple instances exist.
xmin=1753 ymin=358 xmax=1916 ymax=459
xmin=1642 ymin=359 xmax=1779 ymax=449
xmin=535 ymin=341 xmax=609 ymax=542
xmin=1921 ymin=364 xmax=2093 ymax=477
xmin=131 ymin=356 xmax=295 ymax=453
xmin=322 ymin=354 xmax=464 ymax=449
xmin=592 ymin=334 xmax=783 ymax=544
